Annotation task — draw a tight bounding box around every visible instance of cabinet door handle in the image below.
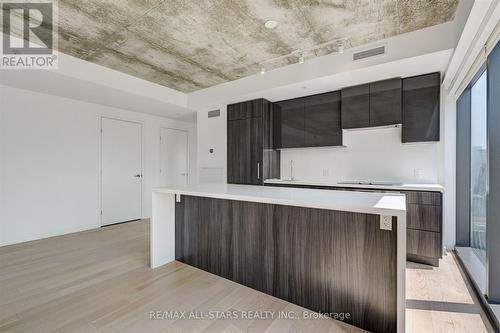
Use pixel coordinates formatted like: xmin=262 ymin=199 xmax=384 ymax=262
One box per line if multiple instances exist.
xmin=257 ymin=162 xmax=260 ymax=179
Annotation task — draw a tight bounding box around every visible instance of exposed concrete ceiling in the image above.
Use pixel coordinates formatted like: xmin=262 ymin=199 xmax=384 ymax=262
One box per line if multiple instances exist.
xmin=5 ymin=0 xmax=459 ymax=93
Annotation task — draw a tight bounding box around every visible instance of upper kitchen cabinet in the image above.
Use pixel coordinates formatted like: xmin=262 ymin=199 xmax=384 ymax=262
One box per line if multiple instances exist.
xmin=303 ymin=91 xmax=342 ymax=147
xmin=341 ymin=78 xmax=402 ymax=129
xmin=369 ymin=78 xmax=402 ymax=127
xmin=341 ymin=84 xmax=370 ymax=129
xmin=273 ymin=98 xmax=305 ymax=148
xmin=402 ymin=72 xmax=440 ymax=143
xmin=274 ymin=91 xmax=343 ymax=149
xmin=227 ymin=99 xmax=279 ymax=185
xmin=227 ymin=99 xmax=263 ymax=120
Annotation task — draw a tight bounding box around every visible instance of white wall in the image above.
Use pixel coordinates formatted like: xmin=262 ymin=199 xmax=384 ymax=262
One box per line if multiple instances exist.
xmin=0 ymin=85 xmax=196 ymax=246
xmin=442 ymin=93 xmax=457 ymax=251
xmin=196 ymin=106 xmax=227 ymax=183
xmin=279 ymin=127 xmax=442 ymax=184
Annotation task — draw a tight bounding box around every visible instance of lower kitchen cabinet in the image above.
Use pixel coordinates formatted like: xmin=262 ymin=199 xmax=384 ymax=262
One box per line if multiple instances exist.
xmin=407 ymin=229 xmax=442 ymax=266
xmin=264 ymin=183 xmax=443 ymax=266
xmin=406 ymin=204 xmax=441 ymax=232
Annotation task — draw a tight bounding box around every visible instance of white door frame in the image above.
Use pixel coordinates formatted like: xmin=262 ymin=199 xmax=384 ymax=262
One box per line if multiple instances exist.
xmin=160 ymin=127 xmax=190 ymax=185
xmin=100 ymin=116 xmax=144 ymax=226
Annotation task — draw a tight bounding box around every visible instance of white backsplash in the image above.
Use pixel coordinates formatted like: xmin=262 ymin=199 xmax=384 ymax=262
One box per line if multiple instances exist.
xmin=280 ymin=126 xmax=442 ymax=184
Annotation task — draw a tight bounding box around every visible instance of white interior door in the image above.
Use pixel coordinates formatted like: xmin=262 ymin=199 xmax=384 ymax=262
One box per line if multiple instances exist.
xmin=101 ymin=117 xmax=142 ymax=226
xmin=160 ymin=128 xmax=188 ymax=186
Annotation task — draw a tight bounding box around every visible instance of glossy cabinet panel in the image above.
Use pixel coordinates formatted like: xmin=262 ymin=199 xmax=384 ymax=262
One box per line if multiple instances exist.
xmin=369 ymin=78 xmax=402 ymax=126
xmin=341 ymin=84 xmax=370 ymax=129
xmin=304 ymin=91 xmax=342 ymax=147
xmin=227 ymin=117 xmax=262 ymax=185
xmin=274 ymin=91 xmax=343 ymax=148
xmin=402 ymin=73 xmax=440 ymax=142
xmin=227 ymin=99 xmax=279 ymax=185
xmin=273 ymin=99 xmax=305 ymax=148
xmin=227 ymin=100 xmax=263 ymax=120
xmin=342 ymin=79 xmax=401 ymax=129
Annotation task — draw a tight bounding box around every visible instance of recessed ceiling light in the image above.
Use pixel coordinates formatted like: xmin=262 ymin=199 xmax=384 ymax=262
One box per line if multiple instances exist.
xmin=264 ymin=20 xmax=278 ymax=29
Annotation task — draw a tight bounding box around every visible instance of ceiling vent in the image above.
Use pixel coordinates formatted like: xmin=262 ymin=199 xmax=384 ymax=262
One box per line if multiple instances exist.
xmin=208 ymin=110 xmax=220 ymax=118
xmin=353 ymin=46 xmax=385 ymax=61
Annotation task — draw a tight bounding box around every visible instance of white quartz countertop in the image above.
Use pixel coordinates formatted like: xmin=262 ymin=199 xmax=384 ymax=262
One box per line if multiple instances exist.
xmin=153 ymin=183 xmax=406 ymax=216
xmin=264 ymin=179 xmax=444 ymax=192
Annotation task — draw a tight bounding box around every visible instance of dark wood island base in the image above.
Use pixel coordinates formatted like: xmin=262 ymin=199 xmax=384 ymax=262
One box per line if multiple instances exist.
xmin=174 ymin=195 xmax=398 ymax=333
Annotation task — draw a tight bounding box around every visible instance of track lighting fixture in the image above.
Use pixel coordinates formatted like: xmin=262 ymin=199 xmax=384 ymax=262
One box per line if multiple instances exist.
xmin=257 ymin=37 xmax=350 ymax=75
xmin=298 ymin=51 xmax=305 ymax=64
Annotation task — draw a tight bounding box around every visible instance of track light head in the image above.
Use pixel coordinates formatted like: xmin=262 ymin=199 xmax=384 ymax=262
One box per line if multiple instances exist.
xmin=298 ymin=51 xmax=305 ymax=64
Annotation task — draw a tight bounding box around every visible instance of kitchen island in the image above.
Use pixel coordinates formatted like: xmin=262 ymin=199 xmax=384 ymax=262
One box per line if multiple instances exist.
xmin=265 ymin=178 xmax=444 ymax=267
xmin=151 ymin=184 xmax=406 ymax=333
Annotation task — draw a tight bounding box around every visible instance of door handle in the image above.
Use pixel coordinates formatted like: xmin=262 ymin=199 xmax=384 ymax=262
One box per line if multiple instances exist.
xmin=257 ymin=162 xmax=260 ymax=180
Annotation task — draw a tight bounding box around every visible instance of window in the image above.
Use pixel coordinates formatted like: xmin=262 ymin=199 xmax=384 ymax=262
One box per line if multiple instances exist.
xmin=470 ymin=70 xmax=487 ymax=263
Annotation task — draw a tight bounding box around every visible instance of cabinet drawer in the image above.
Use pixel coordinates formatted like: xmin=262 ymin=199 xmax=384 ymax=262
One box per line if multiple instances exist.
xmin=403 ymin=191 xmax=441 ymax=205
xmin=407 ymin=229 xmax=442 ymax=259
xmin=407 ymin=204 xmax=441 ymax=232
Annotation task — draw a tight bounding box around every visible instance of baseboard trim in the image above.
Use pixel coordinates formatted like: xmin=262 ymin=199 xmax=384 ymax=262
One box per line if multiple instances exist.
xmin=454 ymin=250 xmax=500 ymax=331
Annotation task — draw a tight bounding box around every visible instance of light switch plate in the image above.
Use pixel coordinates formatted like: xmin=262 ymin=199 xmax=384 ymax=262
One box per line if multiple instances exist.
xmin=380 ymin=215 xmax=392 ymax=231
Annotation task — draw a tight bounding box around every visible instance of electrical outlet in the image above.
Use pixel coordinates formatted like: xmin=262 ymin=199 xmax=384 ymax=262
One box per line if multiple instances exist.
xmin=322 ymin=168 xmax=330 ymax=177
xmin=380 ymin=215 xmax=392 ymax=231
xmin=414 ymin=168 xmax=423 ymax=179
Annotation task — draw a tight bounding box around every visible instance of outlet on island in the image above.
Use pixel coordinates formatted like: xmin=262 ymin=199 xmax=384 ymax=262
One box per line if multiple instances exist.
xmin=380 ymin=215 xmax=393 ymax=231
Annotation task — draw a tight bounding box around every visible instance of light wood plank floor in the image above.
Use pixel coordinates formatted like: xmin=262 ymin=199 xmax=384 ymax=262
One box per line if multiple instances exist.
xmin=0 ymin=220 xmax=494 ymax=333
